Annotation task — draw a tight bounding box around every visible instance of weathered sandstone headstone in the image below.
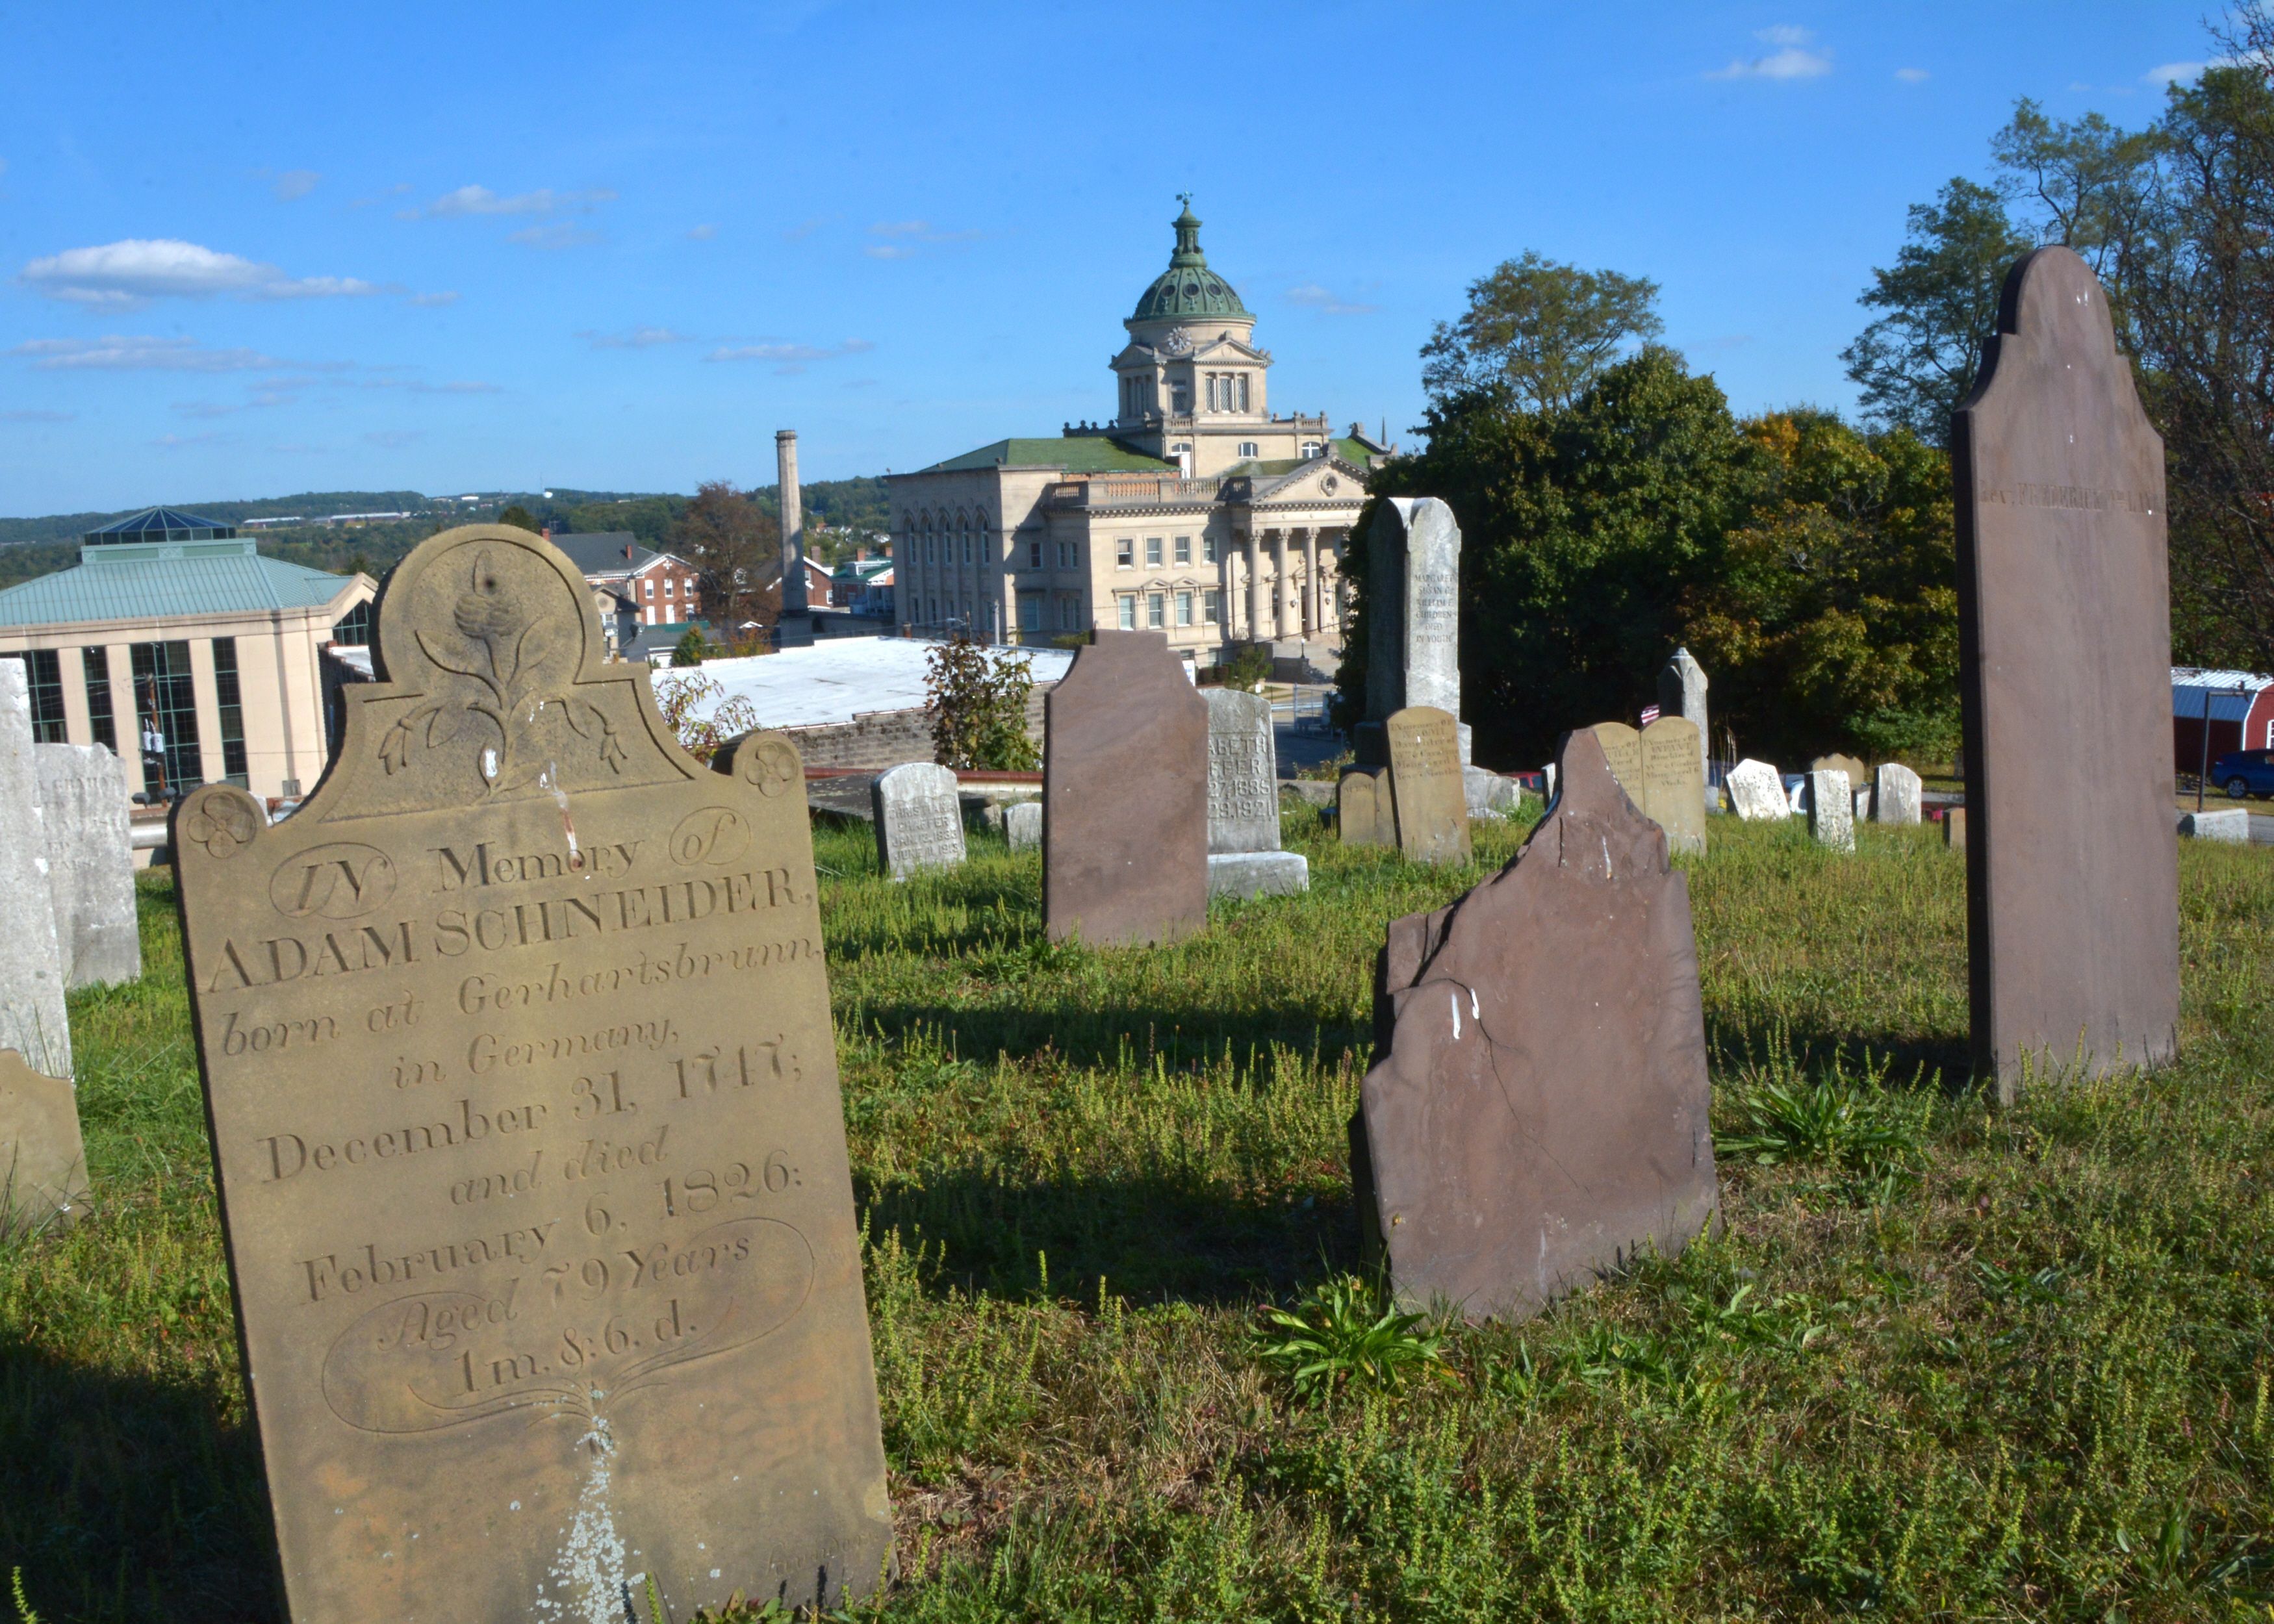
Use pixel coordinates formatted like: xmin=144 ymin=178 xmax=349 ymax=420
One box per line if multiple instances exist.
xmin=1944 ymin=807 xmax=1967 ymax=850
xmin=1587 ymin=722 xmax=1642 ymax=796
xmin=1640 ymin=717 xmax=1706 ymax=855
xmin=1873 ymin=763 xmax=1923 ymax=826
xmin=172 ymin=527 xmax=891 ymax=1621
xmin=1362 ymin=499 xmax=1468 ymax=765
xmin=1808 ymin=769 xmax=1855 ymax=852
xmin=1351 ymin=729 xmax=1716 ymax=1322
xmin=1657 ymin=647 xmax=1711 ymax=787
xmin=1338 ymin=770 xmax=1386 ymax=846
xmin=1811 ymin=753 xmax=1870 ymax=794
xmin=871 ymin=761 xmax=965 ymax=880
xmin=1954 ymin=246 xmax=2180 ymax=1091
xmin=1204 ymin=689 xmax=1307 ymax=898
xmin=1044 ymin=630 xmax=1207 ymax=945
xmin=1385 ymin=706 xmax=1470 ymax=865
xmin=1724 ymin=759 xmax=1787 ymax=822
xmin=0 ymin=1046 xmax=88 ymax=1232
xmin=2178 ymin=807 xmax=2249 ymax=843
xmin=1005 ymin=800 xmax=1041 ymax=852
xmin=36 ymin=744 xmax=141 ymax=989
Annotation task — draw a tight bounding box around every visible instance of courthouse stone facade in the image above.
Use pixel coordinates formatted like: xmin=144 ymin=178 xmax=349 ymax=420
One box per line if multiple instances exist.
xmin=887 ymin=200 xmax=1388 ymax=668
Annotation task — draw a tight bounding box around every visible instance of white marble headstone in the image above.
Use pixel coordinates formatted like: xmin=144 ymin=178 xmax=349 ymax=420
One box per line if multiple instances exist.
xmin=35 ymin=743 xmax=140 ymax=989
xmin=1808 ymin=768 xmax=1856 ymax=852
xmin=1724 ymin=758 xmax=1788 ymax=822
xmin=1874 ymin=763 xmax=1923 ymax=826
xmin=1205 ymin=689 xmax=1281 ymax=854
xmin=872 ymin=761 xmax=967 ymax=880
xmin=0 ymin=665 xmax=70 ymax=1078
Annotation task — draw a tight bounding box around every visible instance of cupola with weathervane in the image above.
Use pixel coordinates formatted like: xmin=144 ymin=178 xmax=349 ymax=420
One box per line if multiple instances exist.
xmin=1114 ymin=196 xmax=1271 ymax=436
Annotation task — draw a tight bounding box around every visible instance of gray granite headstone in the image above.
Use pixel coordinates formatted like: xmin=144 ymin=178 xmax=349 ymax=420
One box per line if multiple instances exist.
xmin=1954 ymin=246 xmax=2180 ymax=1092
xmin=1363 ymin=498 xmax=1468 ymax=766
xmin=1205 ymin=690 xmax=1280 ymax=854
xmin=1874 ymin=763 xmax=1923 ymax=826
xmin=1005 ymin=799 xmax=1041 ymax=852
xmin=1351 ymin=728 xmax=1716 ymax=1322
xmin=872 ymin=761 xmax=967 ymax=880
xmin=36 ymin=743 xmax=140 ymax=988
xmin=1724 ymin=758 xmax=1787 ymax=822
xmin=0 ymin=661 xmax=83 ymax=1232
xmin=1808 ymin=768 xmax=1855 ymax=852
xmin=1657 ymin=647 xmax=1710 ymax=787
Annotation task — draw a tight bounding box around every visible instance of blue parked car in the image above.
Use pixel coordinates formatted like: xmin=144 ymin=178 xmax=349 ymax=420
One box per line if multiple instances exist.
xmin=2212 ymin=748 xmax=2274 ymax=800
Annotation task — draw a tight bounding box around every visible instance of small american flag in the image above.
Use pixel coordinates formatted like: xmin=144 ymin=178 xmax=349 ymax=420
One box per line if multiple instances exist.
xmin=1639 ymin=704 xmax=1661 ymax=726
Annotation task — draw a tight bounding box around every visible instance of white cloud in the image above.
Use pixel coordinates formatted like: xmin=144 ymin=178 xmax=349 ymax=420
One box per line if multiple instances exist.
xmin=414 ymin=184 xmax=617 ymax=218
xmin=21 ymin=239 xmax=381 ymax=307
xmin=863 ymin=244 xmax=917 ymax=260
xmin=705 ymin=338 xmax=875 ymax=374
xmin=408 ymin=290 xmax=460 ymax=307
xmin=863 ymin=220 xmax=980 ymax=258
xmin=583 ymin=326 xmax=693 ymax=348
xmin=687 ymin=223 xmax=718 ymax=241
xmin=10 ymin=335 xmax=280 ymax=371
xmin=274 ymin=170 xmax=320 ymax=201
xmin=2144 ymin=58 xmax=2241 ymax=86
xmin=507 ymin=223 xmax=602 ymax=250
xmin=363 ymin=377 xmax=502 ymax=395
xmin=1286 ymin=283 xmax=1377 ymax=316
xmin=1707 ymin=25 xmax=1832 ymax=80
xmin=1895 ymin=67 xmax=1930 ymax=83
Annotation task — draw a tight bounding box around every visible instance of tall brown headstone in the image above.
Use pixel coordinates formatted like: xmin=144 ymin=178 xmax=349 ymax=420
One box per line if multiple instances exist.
xmin=1351 ymin=730 xmax=1716 ymax=1321
xmin=1385 ymin=705 xmax=1470 ymax=865
xmin=1953 ymin=247 xmax=2179 ymax=1095
xmin=1042 ymin=630 xmax=1207 ymax=946
xmin=172 ymin=527 xmax=891 ymax=1621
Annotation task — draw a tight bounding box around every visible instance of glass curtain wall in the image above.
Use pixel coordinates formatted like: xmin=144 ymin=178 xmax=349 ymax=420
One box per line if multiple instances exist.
xmin=6 ymin=650 xmax=68 ymax=742
xmin=82 ymin=647 xmax=116 ymax=752
xmin=131 ymin=641 xmax=202 ymax=796
xmin=211 ymin=637 xmax=249 ymax=787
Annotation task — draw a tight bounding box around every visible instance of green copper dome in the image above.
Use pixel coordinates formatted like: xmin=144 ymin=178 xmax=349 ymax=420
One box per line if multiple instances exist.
xmin=1129 ymin=197 xmax=1251 ymax=325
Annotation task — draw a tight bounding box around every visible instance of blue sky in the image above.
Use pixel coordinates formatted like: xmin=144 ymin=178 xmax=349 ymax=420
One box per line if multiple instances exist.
xmin=0 ymin=1 xmax=2225 ymax=515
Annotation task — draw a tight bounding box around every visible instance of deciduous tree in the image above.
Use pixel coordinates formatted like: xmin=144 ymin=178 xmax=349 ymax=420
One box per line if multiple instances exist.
xmin=1420 ymin=253 xmax=1664 ymax=414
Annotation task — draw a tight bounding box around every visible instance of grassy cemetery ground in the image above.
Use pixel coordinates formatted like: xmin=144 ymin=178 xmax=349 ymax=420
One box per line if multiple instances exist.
xmin=4 ymin=807 xmax=2272 ymax=1620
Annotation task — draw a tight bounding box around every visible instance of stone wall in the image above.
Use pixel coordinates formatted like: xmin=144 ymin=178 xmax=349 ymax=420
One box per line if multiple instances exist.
xmin=775 ymin=681 xmax=1056 ymax=771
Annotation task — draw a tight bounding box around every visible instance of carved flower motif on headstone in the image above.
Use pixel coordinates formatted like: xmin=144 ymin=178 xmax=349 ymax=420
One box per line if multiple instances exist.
xmin=377 ymin=546 xmax=627 ymax=793
xmin=179 ymin=791 xmax=262 ymax=859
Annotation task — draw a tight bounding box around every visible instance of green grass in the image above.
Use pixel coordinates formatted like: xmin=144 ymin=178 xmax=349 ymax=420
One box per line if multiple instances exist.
xmin=5 ymin=809 xmax=2273 ymax=1620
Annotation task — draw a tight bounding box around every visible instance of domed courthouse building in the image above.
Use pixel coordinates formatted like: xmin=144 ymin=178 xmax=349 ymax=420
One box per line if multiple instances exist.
xmin=886 ymin=201 xmax=1390 ymax=669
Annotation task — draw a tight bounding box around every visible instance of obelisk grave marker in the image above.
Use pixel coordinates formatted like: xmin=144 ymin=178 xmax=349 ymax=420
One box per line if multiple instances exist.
xmin=1363 ymin=498 xmax=1468 ymax=765
xmin=1952 ymin=246 xmax=2179 ymax=1094
xmin=1352 ymin=728 xmax=1717 ymax=1321
xmin=173 ymin=527 xmax=891 ymax=1621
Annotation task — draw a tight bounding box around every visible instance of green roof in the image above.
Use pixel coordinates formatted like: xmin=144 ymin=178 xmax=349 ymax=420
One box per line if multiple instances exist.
xmin=921 ymin=437 xmax=1177 ymax=474
xmin=1335 ymin=437 xmax=1381 ymax=466
xmin=0 ymin=539 xmax=359 ymax=629
xmin=1128 ymin=198 xmax=1251 ymax=325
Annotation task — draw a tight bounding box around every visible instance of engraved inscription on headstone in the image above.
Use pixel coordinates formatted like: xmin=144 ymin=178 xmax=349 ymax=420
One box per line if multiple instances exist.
xmin=1204 ymin=689 xmax=1281 ymax=855
xmin=1338 ymin=770 xmax=1386 ymax=847
xmin=172 ymin=527 xmax=891 ymax=1622
xmin=1724 ymin=759 xmax=1789 ymax=822
xmin=1639 ymin=717 xmax=1706 ymax=855
xmin=1874 ymin=763 xmax=1923 ymax=826
xmin=36 ymin=742 xmax=141 ymax=987
xmin=1808 ymin=768 xmax=1855 ymax=852
xmin=1385 ymin=705 xmax=1470 ymax=865
xmin=1954 ymin=246 xmax=2180 ymax=1091
xmin=872 ymin=761 xmax=967 ymax=880
xmin=1587 ymin=722 xmax=1642 ymax=799
xmin=1043 ymin=630 xmax=1207 ymax=946
xmin=1352 ymin=728 xmax=1716 ymax=1322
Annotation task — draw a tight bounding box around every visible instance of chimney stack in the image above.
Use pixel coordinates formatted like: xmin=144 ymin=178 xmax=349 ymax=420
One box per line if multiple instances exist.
xmin=776 ymin=429 xmax=807 ymax=621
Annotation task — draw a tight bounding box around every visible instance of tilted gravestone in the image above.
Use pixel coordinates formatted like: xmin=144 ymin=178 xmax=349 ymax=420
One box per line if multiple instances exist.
xmin=1724 ymin=758 xmax=1788 ymax=822
xmin=1657 ymin=647 xmax=1711 ymax=787
xmin=1385 ymin=706 xmax=1470 ymax=865
xmin=171 ymin=527 xmax=891 ymax=1621
xmin=1874 ymin=763 xmax=1923 ymax=826
xmin=1463 ymin=766 xmax=1518 ymax=818
xmin=1043 ymin=630 xmax=1207 ymax=946
xmin=871 ymin=761 xmax=965 ymax=880
xmin=1361 ymin=498 xmax=1469 ymax=767
xmin=0 ymin=661 xmax=82 ymax=1232
xmin=36 ymin=743 xmax=141 ymax=989
xmin=1338 ymin=769 xmax=1387 ymax=847
xmin=1351 ymin=728 xmax=1717 ymax=1321
xmin=1004 ymin=799 xmax=1041 ymax=852
xmin=1204 ymin=689 xmax=1307 ymax=898
xmin=1808 ymin=768 xmax=1856 ymax=852
xmin=1954 ymin=246 xmax=2180 ymax=1092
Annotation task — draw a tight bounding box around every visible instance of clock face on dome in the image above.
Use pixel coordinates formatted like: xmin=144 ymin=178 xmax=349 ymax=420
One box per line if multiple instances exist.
xmin=1160 ymin=329 xmax=1196 ymax=356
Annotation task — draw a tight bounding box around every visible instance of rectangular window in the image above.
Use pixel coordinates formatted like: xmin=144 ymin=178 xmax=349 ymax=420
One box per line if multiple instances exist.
xmin=925 ymin=537 xmax=935 ymax=565
xmin=1176 ymin=590 xmax=1194 ymax=626
xmin=663 ymin=577 xmax=675 ymax=596
xmin=1204 ymin=535 xmax=1220 ymax=565
xmin=1147 ymin=592 xmax=1166 ymax=629
xmin=131 ymin=641 xmax=202 ymax=797
xmin=1145 ymin=537 xmax=1163 ymax=567
xmin=1116 ymin=539 xmax=1134 ymax=568
xmin=1028 ymin=539 xmax=1043 ymax=568
xmin=1237 ymin=375 xmax=1250 ymax=411
xmin=83 ymin=647 xmax=115 ymax=752
xmin=1204 ymin=590 xmax=1221 ymax=626
xmin=6 ymin=650 xmax=66 ymax=744
xmin=1171 ymin=383 xmax=1190 ymax=414
xmin=211 ymin=637 xmax=249 ymax=787
xmin=1238 ymin=441 xmax=1259 ymax=459
xmin=1019 ymin=596 xmax=1042 ymax=631
xmin=1173 ymin=535 xmax=1191 ymax=565
xmin=645 ymin=579 xmax=656 ymax=598
xmin=1118 ymin=595 xmax=1137 ymax=631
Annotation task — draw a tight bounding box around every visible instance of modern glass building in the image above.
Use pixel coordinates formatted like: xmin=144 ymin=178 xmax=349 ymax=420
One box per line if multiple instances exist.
xmin=0 ymin=508 xmax=375 ymax=802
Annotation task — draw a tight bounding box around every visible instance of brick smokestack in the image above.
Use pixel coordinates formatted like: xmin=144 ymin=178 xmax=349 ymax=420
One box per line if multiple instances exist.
xmin=776 ymin=429 xmax=806 ymax=618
